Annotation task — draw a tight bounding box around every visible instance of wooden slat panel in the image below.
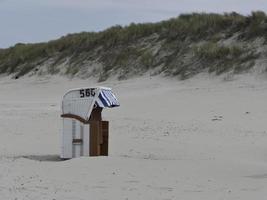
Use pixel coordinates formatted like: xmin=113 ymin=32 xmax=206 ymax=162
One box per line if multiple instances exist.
xmin=100 ymin=121 xmax=109 ymax=156
xmin=99 ymin=121 xmax=103 ymax=144
xmin=90 ymin=121 xmax=101 ymax=156
xmin=89 ymin=107 xmax=102 ymax=121
xmin=102 ymin=121 xmax=109 ymax=132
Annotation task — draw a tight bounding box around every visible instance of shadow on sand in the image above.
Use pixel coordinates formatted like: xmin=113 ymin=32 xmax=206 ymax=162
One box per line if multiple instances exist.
xmin=21 ymin=155 xmax=65 ymax=162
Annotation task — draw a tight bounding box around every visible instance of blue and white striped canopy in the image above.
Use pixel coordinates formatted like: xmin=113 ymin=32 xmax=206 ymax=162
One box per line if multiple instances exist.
xmin=95 ymin=89 xmax=120 ymax=108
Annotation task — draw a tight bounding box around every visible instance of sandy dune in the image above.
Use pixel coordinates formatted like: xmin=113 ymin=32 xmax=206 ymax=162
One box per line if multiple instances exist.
xmin=0 ymin=74 xmax=267 ymax=199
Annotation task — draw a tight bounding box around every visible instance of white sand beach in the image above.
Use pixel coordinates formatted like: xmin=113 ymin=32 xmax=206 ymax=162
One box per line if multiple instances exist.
xmin=0 ymin=74 xmax=267 ymax=199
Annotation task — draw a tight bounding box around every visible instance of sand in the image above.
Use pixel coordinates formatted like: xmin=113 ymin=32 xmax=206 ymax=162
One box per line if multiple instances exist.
xmin=0 ymin=74 xmax=267 ymax=199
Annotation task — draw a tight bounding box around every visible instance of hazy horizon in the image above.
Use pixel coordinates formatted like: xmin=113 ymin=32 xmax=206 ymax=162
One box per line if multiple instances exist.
xmin=1 ymin=0 xmax=267 ymax=48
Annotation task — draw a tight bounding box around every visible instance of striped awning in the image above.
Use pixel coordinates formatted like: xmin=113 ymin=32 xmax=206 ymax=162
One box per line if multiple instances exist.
xmin=95 ymin=89 xmax=120 ymax=108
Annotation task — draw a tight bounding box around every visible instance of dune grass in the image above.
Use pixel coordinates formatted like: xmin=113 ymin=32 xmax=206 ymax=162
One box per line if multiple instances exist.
xmin=0 ymin=11 xmax=266 ymax=78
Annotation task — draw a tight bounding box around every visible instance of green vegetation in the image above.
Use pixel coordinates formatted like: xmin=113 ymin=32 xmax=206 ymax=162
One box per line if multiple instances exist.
xmin=0 ymin=12 xmax=266 ymax=80
xmin=193 ymin=42 xmax=244 ymax=61
xmin=193 ymin=42 xmax=259 ymax=74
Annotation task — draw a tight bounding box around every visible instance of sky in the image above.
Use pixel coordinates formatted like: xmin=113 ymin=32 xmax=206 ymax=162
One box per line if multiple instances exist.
xmin=0 ymin=0 xmax=267 ymax=48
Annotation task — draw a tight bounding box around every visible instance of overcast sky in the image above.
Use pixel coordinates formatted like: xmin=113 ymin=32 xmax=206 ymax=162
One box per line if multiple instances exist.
xmin=0 ymin=0 xmax=267 ymax=48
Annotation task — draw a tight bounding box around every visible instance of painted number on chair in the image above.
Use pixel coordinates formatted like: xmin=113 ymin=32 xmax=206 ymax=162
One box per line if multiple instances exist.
xmin=80 ymin=88 xmax=96 ymax=98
